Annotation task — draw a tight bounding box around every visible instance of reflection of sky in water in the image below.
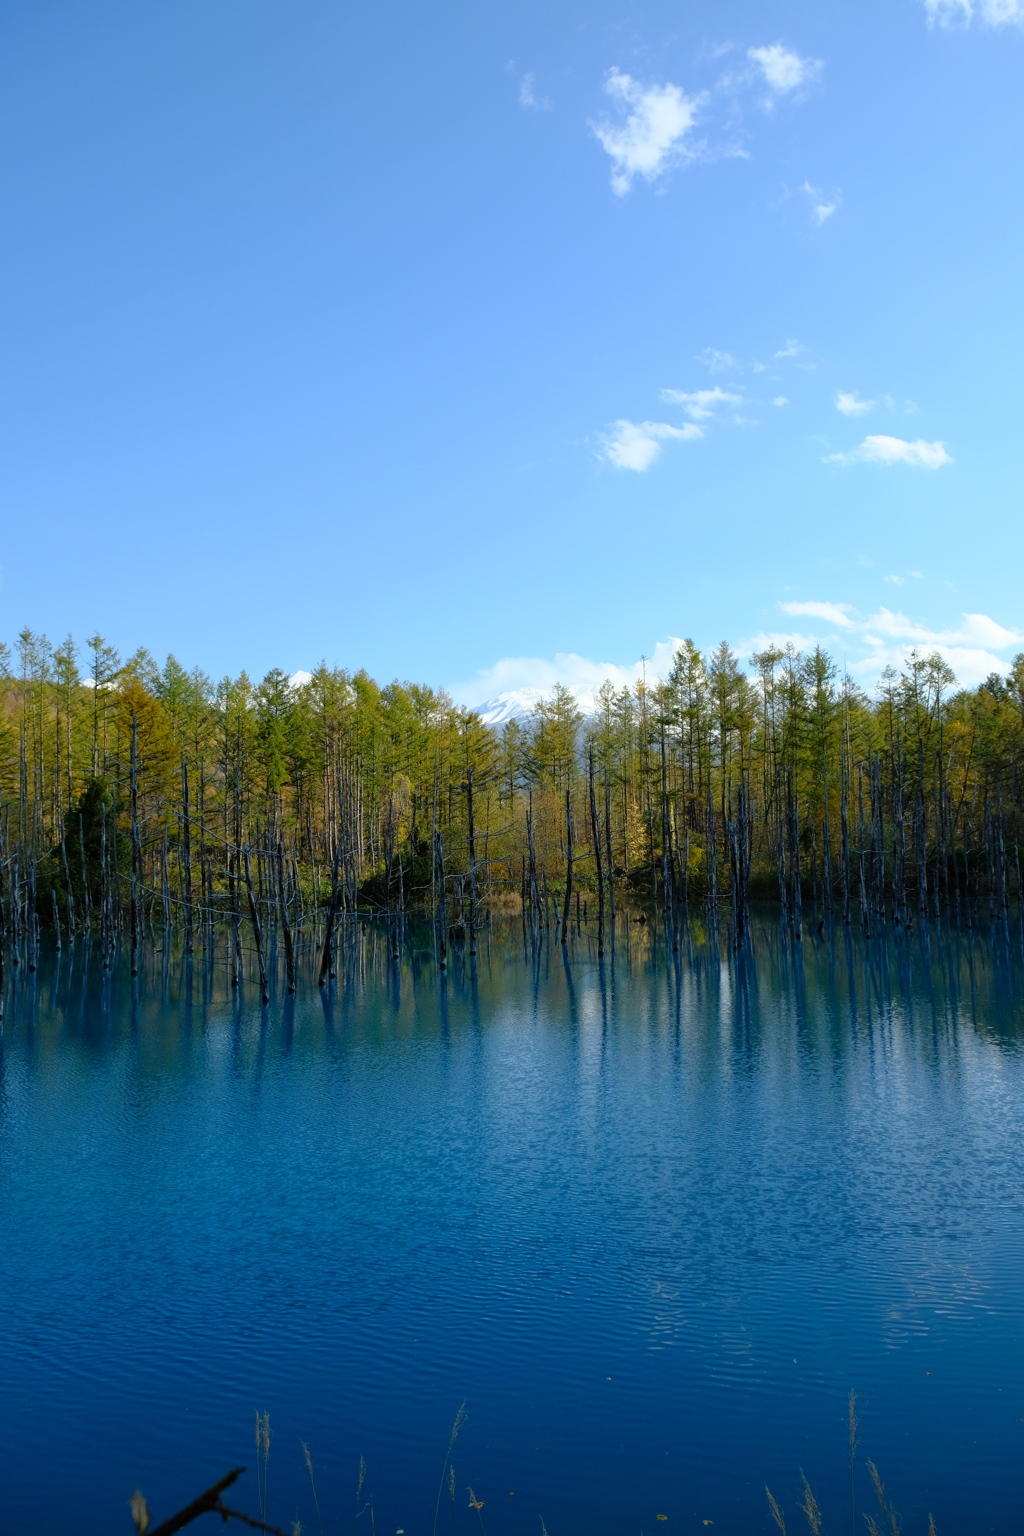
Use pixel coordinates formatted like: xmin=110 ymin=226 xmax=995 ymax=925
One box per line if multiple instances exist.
xmin=1 ymin=916 xmax=1024 ymax=1536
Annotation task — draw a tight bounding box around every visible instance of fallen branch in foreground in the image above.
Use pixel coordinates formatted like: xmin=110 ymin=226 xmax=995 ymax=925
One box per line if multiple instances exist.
xmin=130 ymin=1466 xmax=292 ymax=1536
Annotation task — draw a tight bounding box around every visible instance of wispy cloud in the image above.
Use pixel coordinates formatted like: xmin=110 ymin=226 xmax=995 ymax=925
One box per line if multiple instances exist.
xmin=780 ymin=600 xmax=857 ymax=628
xmin=518 ymin=71 xmax=551 ymax=111
xmin=742 ymin=628 xmax=830 ymax=656
xmin=748 ymin=43 xmax=822 ymax=95
xmin=589 ymin=46 xmax=823 ymax=202
xmin=742 ymin=604 xmax=1024 ymax=686
xmin=454 ymin=602 xmax=1024 ymax=712
xmin=602 ymin=418 xmax=702 ymax=471
xmin=698 ymin=348 xmax=742 ymax=374
xmin=603 ymin=379 xmax=747 ymax=466
xmin=801 ymin=180 xmax=838 ymax=224
xmin=836 ymin=390 xmax=874 ymax=417
xmin=452 ymin=638 xmax=683 ymax=708
xmin=591 ymin=69 xmax=703 ymax=194
xmin=660 ymin=385 xmax=743 ymax=420
xmin=874 ymin=610 xmax=1021 ymax=648
xmin=696 ymin=339 xmax=809 ymax=376
xmin=924 ymin=0 xmax=1024 ymax=25
xmin=827 ymin=434 xmax=953 ymax=469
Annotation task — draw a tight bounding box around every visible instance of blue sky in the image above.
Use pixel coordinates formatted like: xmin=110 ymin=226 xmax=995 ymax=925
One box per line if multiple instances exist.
xmin=0 ymin=0 xmax=1022 ymax=700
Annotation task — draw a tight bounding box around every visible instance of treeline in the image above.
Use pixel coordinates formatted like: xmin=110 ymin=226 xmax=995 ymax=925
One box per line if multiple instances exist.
xmin=2 ymin=628 xmax=1024 ymax=970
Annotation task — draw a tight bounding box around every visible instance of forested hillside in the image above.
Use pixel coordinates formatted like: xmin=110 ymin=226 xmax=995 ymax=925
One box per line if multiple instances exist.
xmin=3 ymin=629 xmax=1024 ymax=963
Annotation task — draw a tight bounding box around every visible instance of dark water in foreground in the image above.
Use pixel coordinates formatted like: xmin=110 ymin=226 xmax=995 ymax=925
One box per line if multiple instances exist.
xmin=2 ymin=913 xmax=1024 ymax=1536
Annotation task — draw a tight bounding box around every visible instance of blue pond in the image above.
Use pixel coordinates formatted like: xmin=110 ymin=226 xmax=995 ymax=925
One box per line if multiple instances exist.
xmin=2 ymin=914 xmax=1024 ymax=1536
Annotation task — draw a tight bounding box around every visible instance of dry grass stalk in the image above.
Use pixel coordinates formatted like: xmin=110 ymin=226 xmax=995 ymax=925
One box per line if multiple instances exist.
xmin=255 ymin=1414 xmax=262 ymax=1521
xmin=354 ymin=1455 xmax=367 ymax=1536
xmin=432 ymin=1404 xmax=468 ymax=1536
xmin=766 ymin=1487 xmax=787 ymax=1535
xmin=848 ymin=1391 xmax=859 ymax=1461
xmin=848 ymin=1390 xmax=859 ymax=1536
xmin=467 ymin=1489 xmax=487 ymax=1536
xmin=867 ymin=1459 xmax=901 ymax=1536
xmin=799 ymin=1474 xmax=823 ymax=1536
xmin=130 ymin=1489 xmax=151 ymax=1535
xmin=254 ymin=1413 xmax=271 ymax=1524
xmin=301 ymin=1441 xmax=324 ymax=1536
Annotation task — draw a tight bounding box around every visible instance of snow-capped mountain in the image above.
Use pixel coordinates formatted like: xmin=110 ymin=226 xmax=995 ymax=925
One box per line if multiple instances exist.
xmin=473 ymin=683 xmax=601 ymax=726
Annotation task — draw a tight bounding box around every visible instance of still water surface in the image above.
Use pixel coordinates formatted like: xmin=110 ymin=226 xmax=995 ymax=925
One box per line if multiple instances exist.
xmin=2 ymin=915 xmax=1024 ymax=1536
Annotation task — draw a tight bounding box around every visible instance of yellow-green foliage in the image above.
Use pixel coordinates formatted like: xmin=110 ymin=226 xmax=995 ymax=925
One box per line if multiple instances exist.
xmin=3 ymin=628 xmax=1023 ymax=911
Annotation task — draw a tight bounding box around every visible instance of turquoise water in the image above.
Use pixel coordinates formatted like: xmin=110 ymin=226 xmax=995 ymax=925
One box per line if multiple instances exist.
xmin=2 ymin=915 xmax=1024 ymax=1535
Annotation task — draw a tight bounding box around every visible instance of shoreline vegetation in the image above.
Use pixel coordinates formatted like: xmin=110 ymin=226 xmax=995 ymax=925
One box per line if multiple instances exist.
xmin=127 ymin=1396 xmax=934 ymax=1536
xmin=3 ymin=629 xmax=1024 ymax=990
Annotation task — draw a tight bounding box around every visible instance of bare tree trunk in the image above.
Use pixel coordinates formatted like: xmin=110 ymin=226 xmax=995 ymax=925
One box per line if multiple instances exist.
xmin=181 ymin=758 xmax=194 ymax=956
xmin=318 ymin=839 xmax=342 ymax=985
xmin=466 ymin=765 xmax=478 ymax=957
xmin=243 ymin=844 xmax=270 ymax=1002
xmin=79 ymin=813 xmax=91 ymax=929
xmin=526 ymin=794 xmax=540 ymax=938
xmin=589 ymin=748 xmax=605 ymax=957
xmin=277 ymin=837 xmax=296 ymax=992
xmin=60 ymin=832 xmax=76 ymax=937
xmin=130 ymin=713 xmax=141 ymax=975
xmin=434 ymin=826 xmax=447 ymax=970
xmin=561 ymin=786 xmax=574 ymax=946
xmin=604 ymin=777 xmax=616 ymax=920
xmin=227 ymin=848 xmax=241 ymax=986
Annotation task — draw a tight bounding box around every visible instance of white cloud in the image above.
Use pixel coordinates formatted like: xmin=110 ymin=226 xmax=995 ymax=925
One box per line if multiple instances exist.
xmin=604 ymin=381 xmax=744 ymax=468
xmin=826 ymin=435 xmax=953 ymax=469
xmin=925 ymin=0 xmax=1024 ymax=24
xmin=591 ymin=68 xmax=703 ymax=194
xmin=455 ymin=604 xmax=1024 ymax=715
xmin=741 ymin=629 xmax=830 ymax=657
xmin=779 ymin=600 xmax=856 ymax=628
xmin=660 ymin=385 xmax=743 ymax=419
xmin=603 ymin=418 xmax=702 ymax=471
xmin=801 ymin=181 xmax=838 ymax=224
xmin=773 ymin=396 xmax=789 ymax=406
xmin=774 ymin=338 xmax=804 ymax=359
xmin=853 ymin=643 xmax=1013 ymax=684
xmin=868 ymin=608 xmax=1022 ymax=649
xmin=452 ymin=637 xmax=683 ymax=710
xmin=836 ymin=391 xmax=874 ymax=417
xmin=741 ymin=602 xmax=1024 ymax=688
xmin=698 ymin=348 xmax=741 ymax=373
xmin=519 ymin=72 xmax=551 ymax=110
xmin=748 ymin=44 xmax=821 ymax=94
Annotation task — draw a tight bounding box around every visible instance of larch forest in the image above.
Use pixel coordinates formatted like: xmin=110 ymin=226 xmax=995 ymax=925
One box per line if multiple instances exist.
xmin=3 ymin=627 xmax=1024 ymax=994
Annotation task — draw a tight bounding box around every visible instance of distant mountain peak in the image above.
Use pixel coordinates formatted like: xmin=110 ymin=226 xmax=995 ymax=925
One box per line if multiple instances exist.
xmin=473 ymin=683 xmax=600 ymax=726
